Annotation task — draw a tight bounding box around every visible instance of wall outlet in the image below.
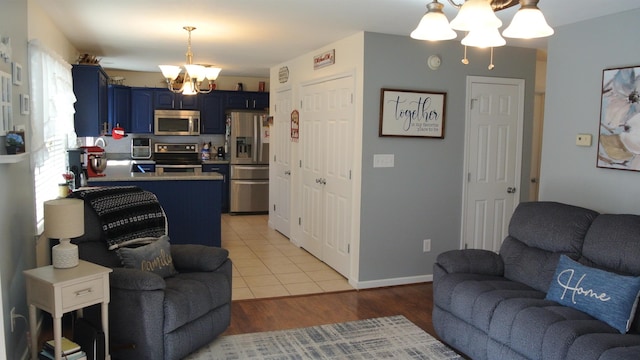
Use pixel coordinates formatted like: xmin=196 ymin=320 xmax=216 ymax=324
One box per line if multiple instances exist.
xmin=423 ymin=239 xmax=431 ymax=252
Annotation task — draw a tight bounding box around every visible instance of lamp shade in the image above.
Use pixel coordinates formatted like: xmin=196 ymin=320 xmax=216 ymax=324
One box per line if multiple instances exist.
xmin=450 ymin=0 xmax=502 ymax=32
xmin=159 ymin=65 xmax=182 ymax=81
xmin=44 ymin=199 xmax=84 ymax=239
xmin=44 ymin=198 xmax=84 ymax=268
xmin=503 ymin=5 xmax=554 ymax=39
xmin=204 ymin=67 xmax=222 ymax=81
xmin=462 ymin=27 xmax=506 ymax=48
xmin=410 ymin=1 xmax=457 ymax=41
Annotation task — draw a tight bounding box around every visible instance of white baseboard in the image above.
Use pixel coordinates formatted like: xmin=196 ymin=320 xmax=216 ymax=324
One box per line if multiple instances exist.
xmin=350 ymin=274 xmax=433 ymax=290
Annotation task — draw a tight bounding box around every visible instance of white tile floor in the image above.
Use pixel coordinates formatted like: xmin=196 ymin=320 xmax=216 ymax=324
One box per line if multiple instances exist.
xmin=221 ymin=214 xmax=354 ymax=300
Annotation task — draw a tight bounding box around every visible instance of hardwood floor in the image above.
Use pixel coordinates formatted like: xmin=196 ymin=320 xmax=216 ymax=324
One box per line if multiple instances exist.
xmin=224 ymin=282 xmax=436 ymax=337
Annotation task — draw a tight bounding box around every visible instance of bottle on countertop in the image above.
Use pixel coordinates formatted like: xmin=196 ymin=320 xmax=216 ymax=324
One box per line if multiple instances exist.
xmin=201 ymin=142 xmax=211 ymax=161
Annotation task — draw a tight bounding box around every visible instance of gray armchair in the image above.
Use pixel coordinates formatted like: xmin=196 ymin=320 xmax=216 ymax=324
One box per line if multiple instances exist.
xmin=69 ymin=186 xmax=232 ymax=360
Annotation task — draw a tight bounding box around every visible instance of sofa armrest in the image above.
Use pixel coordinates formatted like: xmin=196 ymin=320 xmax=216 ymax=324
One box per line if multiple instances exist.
xmin=436 ymin=249 xmax=504 ymax=276
xmin=171 ymin=244 xmax=229 ymax=272
xmin=110 ymin=268 xmax=166 ymax=291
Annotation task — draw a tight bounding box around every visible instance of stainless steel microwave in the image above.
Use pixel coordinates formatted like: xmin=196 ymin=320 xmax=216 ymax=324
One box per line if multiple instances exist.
xmin=154 ymin=109 xmax=200 ymax=136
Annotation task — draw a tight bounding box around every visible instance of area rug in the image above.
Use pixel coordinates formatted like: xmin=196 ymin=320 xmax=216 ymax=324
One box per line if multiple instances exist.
xmin=185 ymin=315 xmax=463 ymax=360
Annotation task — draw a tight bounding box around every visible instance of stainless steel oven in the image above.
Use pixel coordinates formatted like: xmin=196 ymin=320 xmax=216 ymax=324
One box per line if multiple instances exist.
xmin=154 ymin=143 xmax=202 ymax=174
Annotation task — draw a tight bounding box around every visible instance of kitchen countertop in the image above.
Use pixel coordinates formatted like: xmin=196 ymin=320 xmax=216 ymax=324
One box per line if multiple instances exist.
xmin=89 ymin=160 xmax=224 ymax=182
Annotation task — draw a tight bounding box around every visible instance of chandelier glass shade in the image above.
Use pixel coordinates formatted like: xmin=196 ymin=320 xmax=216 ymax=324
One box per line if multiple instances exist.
xmin=410 ymin=1 xmax=457 ymax=41
xmin=411 ymin=0 xmax=553 ymax=48
xmin=159 ymin=26 xmax=221 ymax=95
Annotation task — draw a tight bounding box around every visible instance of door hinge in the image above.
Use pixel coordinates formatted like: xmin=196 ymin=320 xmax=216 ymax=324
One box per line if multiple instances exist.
xmin=351 ymin=93 xmax=354 ymax=104
xmin=348 ymin=243 xmax=350 ymax=254
xmin=273 ymin=204 xmax=276 ymax=212
xmin=274 ymin=154 xmax=277 ymax=162
xmin=299 ymin=217 xmax=302 ymax=226
xmin=349 ymin=170 xmax=352 ymax=180
xmin=299 ymin=160 xmax=302 ymax=168
xmin=467 ymin=172 xmax=471 ymax=182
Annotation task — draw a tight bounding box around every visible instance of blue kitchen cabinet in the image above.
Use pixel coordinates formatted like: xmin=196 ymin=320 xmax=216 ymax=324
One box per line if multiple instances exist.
xmin=72 ymin=64 xmax=109 ymax=136
xmin=202 ymin=163 xmax=229 ymax=213
xmin=226 ymin=91 xmax=269 ymax=110
xmin=155 ymin=88 xmax=199 ymax=110
xmin=90 ymin=180 xmax=222 ymax=246
xmin=108 ymin=85 xmax=131 ymax=133
xmin=130 ymin=88 xmax=154 ymax=133
xmin=199 ymin=92 xmax=226 ymax=134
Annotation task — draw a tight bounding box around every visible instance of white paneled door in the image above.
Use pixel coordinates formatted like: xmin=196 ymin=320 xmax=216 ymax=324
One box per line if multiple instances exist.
xmin=271 ymin=88 xmax=292 ymax=237
xmin=299 ymin=75 xmax=354 ymax=278
xmin=462 ymin=76 xmax=524 ymax=253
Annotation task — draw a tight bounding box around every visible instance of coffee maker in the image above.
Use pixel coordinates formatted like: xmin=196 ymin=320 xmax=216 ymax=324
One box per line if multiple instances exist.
xmin=67 ymin=148 xmax=86 ymax=188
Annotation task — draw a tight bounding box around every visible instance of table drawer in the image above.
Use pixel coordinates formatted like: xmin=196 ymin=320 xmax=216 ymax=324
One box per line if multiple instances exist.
xmin=61 ymin=278 xmax=105 ymax=311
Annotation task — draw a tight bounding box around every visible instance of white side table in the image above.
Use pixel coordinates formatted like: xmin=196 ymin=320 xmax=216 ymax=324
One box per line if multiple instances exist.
xmin=24 ymin=260 xmax=112 ymax=360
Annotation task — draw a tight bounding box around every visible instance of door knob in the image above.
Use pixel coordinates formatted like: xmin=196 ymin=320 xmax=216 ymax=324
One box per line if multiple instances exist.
xmin=507 ymin=187 xmax=517 ymax=194
xmin=285 ymin=170 xmax=291 ymax=175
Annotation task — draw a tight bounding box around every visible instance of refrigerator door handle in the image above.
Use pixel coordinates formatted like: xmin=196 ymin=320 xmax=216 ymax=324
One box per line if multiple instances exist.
xmin=253 ymin=116 xmax=259 ymax=163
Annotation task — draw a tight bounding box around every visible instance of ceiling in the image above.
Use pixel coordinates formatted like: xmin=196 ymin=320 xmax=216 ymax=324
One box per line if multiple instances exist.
xmin=34 ymin=0 xmax=640 ymax=77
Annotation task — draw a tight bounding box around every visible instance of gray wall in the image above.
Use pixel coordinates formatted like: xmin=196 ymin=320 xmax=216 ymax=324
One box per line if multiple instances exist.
xmin=0 ymin=0 xmax=37 ymax=357
xmin=539 ymin=9 xmax=640 ymax=214
xmin=358 ymin=32 xmax=536 ymax=282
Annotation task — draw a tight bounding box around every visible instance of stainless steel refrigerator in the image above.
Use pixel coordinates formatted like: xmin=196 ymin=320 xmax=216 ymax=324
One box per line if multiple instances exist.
xmin=228 ymin=110 xmax=270 ymax=213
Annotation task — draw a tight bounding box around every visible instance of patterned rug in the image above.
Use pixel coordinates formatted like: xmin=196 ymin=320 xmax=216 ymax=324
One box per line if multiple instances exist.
xmin=185 ymin=315 xmax=463 ymax=360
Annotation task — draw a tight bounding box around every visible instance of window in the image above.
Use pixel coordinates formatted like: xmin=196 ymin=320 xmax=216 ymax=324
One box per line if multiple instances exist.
xmin=29 ymin=40 xmax=77 ymax=233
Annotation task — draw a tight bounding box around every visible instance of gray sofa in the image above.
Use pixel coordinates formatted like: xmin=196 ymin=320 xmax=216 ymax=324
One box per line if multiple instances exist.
xmin=433 ymin=201 xmax=640 ymax=360
xmin=69 ymin=186 xmax=232 ymax=360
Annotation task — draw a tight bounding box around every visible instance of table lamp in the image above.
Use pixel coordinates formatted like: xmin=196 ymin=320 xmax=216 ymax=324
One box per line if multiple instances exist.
xmin=44 ymin=198 xmax=84 ymax=268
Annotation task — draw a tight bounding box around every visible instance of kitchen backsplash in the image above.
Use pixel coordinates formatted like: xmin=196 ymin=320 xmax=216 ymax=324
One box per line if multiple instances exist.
xmin=79 ymin=134 xmax=225 ymax=159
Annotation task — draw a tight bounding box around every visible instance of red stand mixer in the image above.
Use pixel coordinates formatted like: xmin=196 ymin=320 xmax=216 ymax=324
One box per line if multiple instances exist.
xmin=81 ymin=146 xmax=107 ymax=177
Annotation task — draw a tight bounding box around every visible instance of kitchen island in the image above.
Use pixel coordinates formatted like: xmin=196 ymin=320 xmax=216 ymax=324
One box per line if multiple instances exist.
xmin=87 ymin=161 xmax=224 ymax=247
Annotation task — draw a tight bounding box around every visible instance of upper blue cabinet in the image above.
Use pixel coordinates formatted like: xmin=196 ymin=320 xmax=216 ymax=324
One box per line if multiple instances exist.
xmin=154 ymin=89 xmax=199 ymax=110
xmin=72 ymin=65 xmax=109 ymax=137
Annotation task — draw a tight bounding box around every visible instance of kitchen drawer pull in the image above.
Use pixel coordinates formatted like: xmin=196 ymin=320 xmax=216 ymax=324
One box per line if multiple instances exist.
xmin=75 ymin=288 xmax=93 ymax=297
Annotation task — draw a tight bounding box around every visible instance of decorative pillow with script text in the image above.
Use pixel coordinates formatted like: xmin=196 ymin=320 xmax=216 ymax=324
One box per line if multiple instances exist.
xmin=546 ymin=255 xmax=640 ymax=333
xmin=118 ymin=235 xmax=178 ymax=278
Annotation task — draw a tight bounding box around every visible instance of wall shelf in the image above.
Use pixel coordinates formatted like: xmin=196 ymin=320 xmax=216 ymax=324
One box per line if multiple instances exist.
xmin=0 ymin=152 xmax=28 ymax=164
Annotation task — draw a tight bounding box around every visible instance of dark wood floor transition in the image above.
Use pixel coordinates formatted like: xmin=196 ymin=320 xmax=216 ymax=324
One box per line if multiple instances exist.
xmin=226 ymin=282 xmax=436 ymax=336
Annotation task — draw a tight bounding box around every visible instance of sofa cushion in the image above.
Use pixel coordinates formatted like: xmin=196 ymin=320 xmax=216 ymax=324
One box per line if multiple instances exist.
xmin=507 ymin=201 xmax=598 ymax=253
xmin=500 ymin=237 xmax=567 ymax=293
xmin=581 ymin=214 xmax=640 ymax=276
xmin=500 ymin=201 xmax=598 ymax=292
xmin=546 ymin=255 xmax=640 ymax=333
xmin=118 ymin=235 xmax=178 ymax=278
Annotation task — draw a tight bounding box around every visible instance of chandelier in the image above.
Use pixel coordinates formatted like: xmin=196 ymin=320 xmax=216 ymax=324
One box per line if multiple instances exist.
xmin=159 ymin=26 xmax=222 ymax=95
xmin=410 ymin=0 xmax=553 ymax=68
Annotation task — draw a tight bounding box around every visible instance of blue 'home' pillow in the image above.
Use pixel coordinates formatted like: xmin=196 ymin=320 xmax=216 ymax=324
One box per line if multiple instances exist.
xmin=546 ymin=255 xmax=640 ymax=333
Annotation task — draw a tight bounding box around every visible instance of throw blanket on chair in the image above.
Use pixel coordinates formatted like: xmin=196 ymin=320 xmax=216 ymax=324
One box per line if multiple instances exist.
xmin=69 ymin=186 xmax=167 ymax=250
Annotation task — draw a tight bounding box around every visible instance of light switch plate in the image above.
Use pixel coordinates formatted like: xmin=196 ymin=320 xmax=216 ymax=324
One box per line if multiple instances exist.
xmin=373 ymin=154 xmax=394 ymax=168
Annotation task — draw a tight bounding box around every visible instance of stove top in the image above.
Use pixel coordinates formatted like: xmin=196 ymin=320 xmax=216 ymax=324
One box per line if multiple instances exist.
xmin=154 ymin=143 xmax=200 ymax=165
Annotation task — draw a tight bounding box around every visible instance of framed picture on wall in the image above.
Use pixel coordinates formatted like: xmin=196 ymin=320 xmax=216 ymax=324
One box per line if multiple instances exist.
xmin=597 ymin=65 xmax=640 ymax=171
xmin=12 ymin=62 xmax=22 ymax=86
xmin=379 ymin=88 xmax=446 ymax=138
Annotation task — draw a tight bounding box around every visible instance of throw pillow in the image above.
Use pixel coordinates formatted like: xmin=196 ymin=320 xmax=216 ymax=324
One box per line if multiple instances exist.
xmin=546 ymin=255 xmax=640 ymax=333
xmin=118 ymin=235 xmax=178 ymax=278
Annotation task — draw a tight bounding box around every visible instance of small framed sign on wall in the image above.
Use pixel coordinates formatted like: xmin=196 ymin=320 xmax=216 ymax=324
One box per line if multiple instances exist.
xmin=379 ymin=88 xmax=446 ymax=138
